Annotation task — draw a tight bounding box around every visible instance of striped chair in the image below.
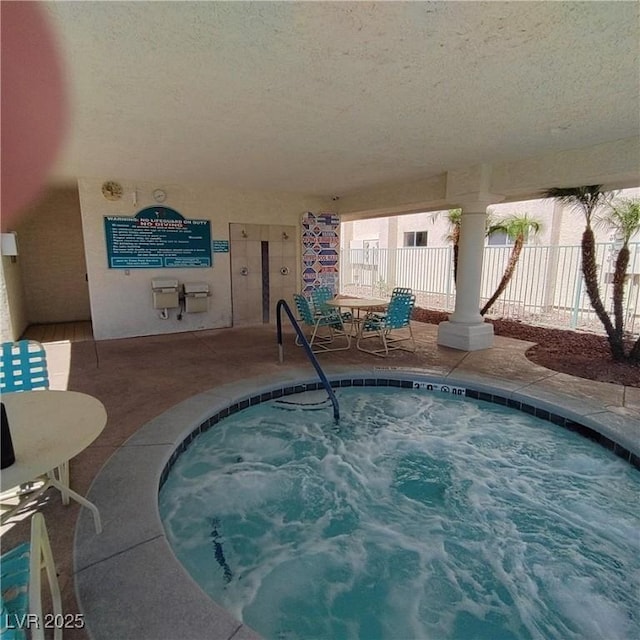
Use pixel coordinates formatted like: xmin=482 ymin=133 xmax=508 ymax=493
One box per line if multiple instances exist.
xmin=356 ymin=290 xmax=416 ymax=357
xmin=368 ymin=287 xmax=414 ymax=322
xmin=0 ymin=341 xmax=69 ymax=504
xmin=0 ymin=514 xmax=62 ymax=640
xmin=311 ymin=287 xmax=353 ymax=324
xmin=293 ymin=294 xmax=351 ymax=353
xmin=0 ymin=341 xmax=48 ymax=392
xmin=310 ymin=286 xmax=334 ymax=314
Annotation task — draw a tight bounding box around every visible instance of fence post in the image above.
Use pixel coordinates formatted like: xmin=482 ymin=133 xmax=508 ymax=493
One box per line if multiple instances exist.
xmin=570 ymin=274 xmax=583 ymax=329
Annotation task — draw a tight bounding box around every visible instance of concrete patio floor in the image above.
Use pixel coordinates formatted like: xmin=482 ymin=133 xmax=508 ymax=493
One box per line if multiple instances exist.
xmin=1 ymin=321 xmax=638 ymax=640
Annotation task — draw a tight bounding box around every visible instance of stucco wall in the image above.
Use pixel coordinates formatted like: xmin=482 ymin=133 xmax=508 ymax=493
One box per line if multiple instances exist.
xmin=77 ymin=178 xmax=328 ymax=340
xmin=15 ymin=186 xmax=90 ymax=324
xmin=348 ymin=212 xmax=447 ymax=248
xmin=0 ymin=256 xmax=27 ymax=342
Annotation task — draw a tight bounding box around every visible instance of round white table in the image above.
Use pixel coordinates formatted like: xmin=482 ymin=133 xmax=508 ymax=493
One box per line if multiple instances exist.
xmin=326 ymin=297 xmax=388 ymax=313
xmin=1 ymin=390 xmax=107 ymax=533
xmin=325 ymin=297 xmax=389 ymax=336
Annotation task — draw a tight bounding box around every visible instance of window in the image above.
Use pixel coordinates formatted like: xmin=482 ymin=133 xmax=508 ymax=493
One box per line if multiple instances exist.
xmin=487 ymin=230 xmax=514 ymax=246
xmin=404 ymin=231 xmax=428 ymax=247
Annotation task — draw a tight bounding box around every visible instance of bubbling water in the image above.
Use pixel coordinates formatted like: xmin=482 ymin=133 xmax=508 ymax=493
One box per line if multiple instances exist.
xmin=160 ymin=388 xmax=639 ymax=640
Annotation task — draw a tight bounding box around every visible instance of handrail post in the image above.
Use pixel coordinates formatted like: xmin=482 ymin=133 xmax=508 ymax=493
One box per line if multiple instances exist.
xmin=276 ymin=299 xmax=340 ymax=423
xmin=276 ymin=301 xmax=284 ymax=364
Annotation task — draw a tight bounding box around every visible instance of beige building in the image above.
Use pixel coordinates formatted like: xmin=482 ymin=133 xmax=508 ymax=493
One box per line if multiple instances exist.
xmin=343 ymin=189 xmax=640 ymax=252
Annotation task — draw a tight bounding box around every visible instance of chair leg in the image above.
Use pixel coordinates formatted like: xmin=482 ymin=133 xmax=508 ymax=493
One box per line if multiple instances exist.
xmin=0 ymin=478 xmax=45 ymax=502
xmin=29 ymin=513 xmax=63 ymax=640
xmin=357 ymin=324 xmax=416 ymax=357
xmin=295 ymin=326 xmax=331 ymax=348
xmin=48 ymin=477 xmax=102 ymax=533
xmin=325 ymin=323 xmax=351 ymax=351
xmin=357 ymin=327 xmax=388 ymax=357
xmin=57 ymin=462 xmax=69 ymax=505
xmin=387 ymin=324 xmax=416 ymax=352
xmin=331 ymin=324 xmax=352 ymax=350
xmin=407 ymin=324 xmax=416 ymax=351
xmin=310 ymin=323 xmax=322 ymax=348
xmin=308 ymin=321 xmax=350 ymax=353
xmin=380 ymin=331 xmax=389 ymax=356
xmin=46 ymin=463 xmax=70 ymax=504
xmin=1 ymin=483 xmax=50 ymax=524
xmin=1 ymin=476 xmax=102 ymax=534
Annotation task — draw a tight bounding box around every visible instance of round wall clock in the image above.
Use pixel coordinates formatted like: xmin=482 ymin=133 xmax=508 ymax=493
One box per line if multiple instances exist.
xmin=102 ymin=181 xmax=123 ymax=201
xmin=153 ymin=189 xmax=167 ymax=203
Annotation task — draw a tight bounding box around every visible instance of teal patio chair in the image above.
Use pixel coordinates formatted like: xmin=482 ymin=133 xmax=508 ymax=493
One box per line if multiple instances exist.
xmin=293 ymin=294 xmax=351 ymax=353
xmin=0 ymin=341 xmax=48 ymax=392
xmin=310 ymin=286 xmax=334 ymax=313
xmin=1 ymin=513 xmax=62 ymax=640
xmin=0 ymin=341 xmax=69 ymax=505
xmin=311 ymin=287 xmax=353 ymax=324
xmin=391 ymin=287 xmax=413 ymax=296
xmin=356 ymin=290 xmax=416 ymax=356
xmin=368 ymin=287 xmax=414 ymax=322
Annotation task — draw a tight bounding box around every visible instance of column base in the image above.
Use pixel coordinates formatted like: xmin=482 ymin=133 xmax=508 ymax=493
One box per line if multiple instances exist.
xmin=437 ymin=320 xmax=494 ymax=351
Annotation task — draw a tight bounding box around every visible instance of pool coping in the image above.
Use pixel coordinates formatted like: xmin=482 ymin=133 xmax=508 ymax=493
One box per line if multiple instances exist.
xmin=74 ymin=365 xmax=640 ymax=640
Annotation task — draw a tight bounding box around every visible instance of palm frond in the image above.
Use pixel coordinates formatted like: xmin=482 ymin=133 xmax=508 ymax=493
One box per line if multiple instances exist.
xmin=542 ymin=185 xmax=616 ymax=224
xmin=597 ymin=198 xmax=640 ymax=245
xmin=487 ymin=213 xmax=543 ymax=241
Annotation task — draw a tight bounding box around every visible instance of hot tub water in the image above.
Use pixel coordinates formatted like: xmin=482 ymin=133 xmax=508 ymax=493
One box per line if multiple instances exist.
xmin=160 ymin=388 xmax=639 ymax=640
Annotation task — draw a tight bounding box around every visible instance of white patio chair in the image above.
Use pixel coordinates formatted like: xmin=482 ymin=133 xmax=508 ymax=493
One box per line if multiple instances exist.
xmin=0 ymin=513 xmax=62 ymax=640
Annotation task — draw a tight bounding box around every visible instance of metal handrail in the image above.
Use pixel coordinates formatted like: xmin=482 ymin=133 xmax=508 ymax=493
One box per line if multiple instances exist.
xmin=276 ymin=299 xmax=340 ymax=423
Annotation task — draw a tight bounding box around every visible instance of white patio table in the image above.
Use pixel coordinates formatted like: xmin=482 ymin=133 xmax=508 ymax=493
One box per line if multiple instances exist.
xmin=325 ymin=297 xmax=389 ymax=336
xmin=1 ymin=390 xmax=107 ymax=533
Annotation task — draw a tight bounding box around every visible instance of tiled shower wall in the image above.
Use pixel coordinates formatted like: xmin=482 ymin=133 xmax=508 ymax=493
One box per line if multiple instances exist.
xmin=229 ymin=223 xmax=297 ymax=325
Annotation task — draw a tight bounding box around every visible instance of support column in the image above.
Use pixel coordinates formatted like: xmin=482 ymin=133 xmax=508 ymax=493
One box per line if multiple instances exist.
xmin=437 ymin=200 xmax=494 ymax=350
xmin=340 ymin=219 xmax=353 ymax=294
xmin=387 ymin=216 xmax=398 ymax=290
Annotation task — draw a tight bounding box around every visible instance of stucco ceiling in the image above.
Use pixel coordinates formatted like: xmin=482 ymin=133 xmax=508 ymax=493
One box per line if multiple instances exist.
xmin=43 ymin=1 xmax=639 ymax=197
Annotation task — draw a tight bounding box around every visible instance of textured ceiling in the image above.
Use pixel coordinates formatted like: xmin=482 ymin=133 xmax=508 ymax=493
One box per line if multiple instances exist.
xmin=43 ymin=1 xmax=639 ymax=197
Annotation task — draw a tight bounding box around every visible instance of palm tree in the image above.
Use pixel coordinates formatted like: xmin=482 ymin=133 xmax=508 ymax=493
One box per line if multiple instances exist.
xmin=437 ymin=208 xmax=496 ymax=285
xmin=542 ymin=185 xmax=636 ymax=361
xmin=598 ymin=198 xmax=640 ymax=361
xmin=444 ymin=208 xmax=462 ymax=284
xmin=481 ymin=214 xmax=543 ymax=316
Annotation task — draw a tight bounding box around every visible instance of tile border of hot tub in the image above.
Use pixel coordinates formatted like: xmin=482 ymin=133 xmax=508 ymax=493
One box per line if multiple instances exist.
xmin=74 ymin=367 xmax=639 ymax=640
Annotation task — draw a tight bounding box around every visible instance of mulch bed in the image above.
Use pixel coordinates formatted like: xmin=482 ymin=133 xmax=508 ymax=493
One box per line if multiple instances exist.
xmin=412 ymin=307 xmax=640 ymax=388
